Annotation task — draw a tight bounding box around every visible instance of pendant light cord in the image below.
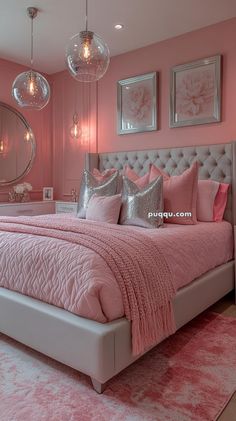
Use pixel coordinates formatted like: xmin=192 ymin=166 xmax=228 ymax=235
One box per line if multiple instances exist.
xmin=85 ymin=0 xmax=88 ymax=31
xmin=30 ymin=15 xmax=34 ymax=68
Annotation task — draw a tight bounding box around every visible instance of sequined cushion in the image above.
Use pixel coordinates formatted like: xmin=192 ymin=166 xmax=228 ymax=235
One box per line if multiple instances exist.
xmin=119 ymin=175 xmax=163 ymax=228
xmin=77 ymin=170 xmax=119 ymax=218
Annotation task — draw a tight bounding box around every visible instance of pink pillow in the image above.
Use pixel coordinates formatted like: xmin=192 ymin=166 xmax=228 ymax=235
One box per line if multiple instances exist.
xmin=86 ymin=194 xmax=122 ymax=224
xmin=149 ymin=162 xmax=199 ymax=224
xmin=213 ymin=183 xmax=229 ymax=221
xmin=92 ymin=168 xmax=117 ymax=182
xmin=149 ymin=164 xmax=169 ymax=182
xmin=124 ymin=165 xmax=150 ymax=189
xmin=197 ymin=180 xmax=220 ymax=222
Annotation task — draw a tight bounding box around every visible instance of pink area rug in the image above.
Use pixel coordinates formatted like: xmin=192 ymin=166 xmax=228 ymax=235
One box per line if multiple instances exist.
xmin=1 ymin=312 xmax=236 ymax=421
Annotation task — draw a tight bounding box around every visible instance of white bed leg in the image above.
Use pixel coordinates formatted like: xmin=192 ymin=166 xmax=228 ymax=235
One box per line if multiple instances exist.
xmin=91 ymin=378 xmax=107 ymax=394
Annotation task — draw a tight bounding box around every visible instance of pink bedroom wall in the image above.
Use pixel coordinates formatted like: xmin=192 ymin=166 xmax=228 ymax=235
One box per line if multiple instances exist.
xmin=0 ymin=57 xmax=52 ymax=202
xmin=97 ymin=18 xmax=236 ymax=153
xmin=52 ymin=71 xmax=97 ymax=200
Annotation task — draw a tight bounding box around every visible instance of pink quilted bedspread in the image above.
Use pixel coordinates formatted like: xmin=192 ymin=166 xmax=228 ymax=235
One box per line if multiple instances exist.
xmin=0 ymin=215 xmax=233 ymax=327
xmin=0 ymin=215 xmax=176 ymax=355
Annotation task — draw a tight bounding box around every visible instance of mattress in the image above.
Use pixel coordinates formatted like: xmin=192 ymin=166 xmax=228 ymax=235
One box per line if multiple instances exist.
xmin=0 ymin=216 xmax=233 ymax=324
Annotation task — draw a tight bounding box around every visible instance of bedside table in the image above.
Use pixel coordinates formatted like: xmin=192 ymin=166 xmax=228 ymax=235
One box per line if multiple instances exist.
xmin=55 ymin=201 xmax=77 ymax=215
xmin=0 ymin=201 xmax=55 ymax=216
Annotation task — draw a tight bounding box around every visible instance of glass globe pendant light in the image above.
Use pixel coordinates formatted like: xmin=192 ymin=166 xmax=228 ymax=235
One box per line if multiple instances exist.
xmin=12 ymin=7 xmax=50 ymax=110
xmin=66 ymin=0 xmax=110 ymax=82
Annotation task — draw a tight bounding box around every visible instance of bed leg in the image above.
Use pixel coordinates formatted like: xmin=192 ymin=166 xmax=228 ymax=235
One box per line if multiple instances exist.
xmin=91 ymin=378 xmax=107 ymax=394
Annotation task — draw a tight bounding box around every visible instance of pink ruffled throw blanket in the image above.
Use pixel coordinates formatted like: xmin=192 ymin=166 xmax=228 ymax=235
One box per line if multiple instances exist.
xmin=0 ymin=215 xmax=176 ymax=355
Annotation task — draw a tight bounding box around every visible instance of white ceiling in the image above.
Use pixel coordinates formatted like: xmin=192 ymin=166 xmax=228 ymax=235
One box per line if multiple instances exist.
xmin=0 ymin=0 xmax=235 ymax=75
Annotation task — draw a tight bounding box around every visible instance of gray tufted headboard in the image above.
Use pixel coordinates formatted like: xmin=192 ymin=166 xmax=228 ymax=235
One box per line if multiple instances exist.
xmin=85 ymin=142 xmax=236 ymax=224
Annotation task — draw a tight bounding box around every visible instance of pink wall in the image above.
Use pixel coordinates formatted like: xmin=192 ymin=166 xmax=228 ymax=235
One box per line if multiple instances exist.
xmin=97 ymin=18 xmax=236 ymax=153
xmin=2 ymin=18 xmax=235 ymax=202
xmin=0 ymin=58 xmax=52 ymax=202
xmin=52 ymin=71 xmax=97 ymax=200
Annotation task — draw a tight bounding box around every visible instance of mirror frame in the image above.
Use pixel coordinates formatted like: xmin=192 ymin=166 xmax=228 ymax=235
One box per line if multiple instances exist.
xmin=0 ymin=101 xmax=36 ymax=186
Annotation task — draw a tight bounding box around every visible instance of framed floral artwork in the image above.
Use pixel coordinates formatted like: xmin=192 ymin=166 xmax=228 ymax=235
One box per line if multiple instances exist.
xmin=117 ymin=72 xmax=157 ymax=135
xmin=170 ymin=55 xmax=221 ymax=128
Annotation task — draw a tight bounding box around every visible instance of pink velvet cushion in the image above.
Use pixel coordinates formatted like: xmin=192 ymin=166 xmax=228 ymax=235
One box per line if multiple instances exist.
xmin=86 ymin=194 xmax=122 ymax=224
xmin=197 ymin=179 xmax=220 ymax=222
xmin=92 ymin=168 xmax=117 ymax=182
xmin=149 ymin=162 xmax=199 ymax=224
xmin=213 ymin=183 xmax=229 ymax=221
xmin=124 ymin=165 xmax=150 ymax=189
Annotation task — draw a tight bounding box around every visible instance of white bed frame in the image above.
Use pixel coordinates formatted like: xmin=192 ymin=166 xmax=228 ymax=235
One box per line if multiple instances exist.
xmin=0 ymin=142 xmax=235 ymax=393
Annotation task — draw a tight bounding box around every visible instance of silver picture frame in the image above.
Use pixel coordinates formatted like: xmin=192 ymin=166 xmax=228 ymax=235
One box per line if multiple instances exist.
xmin=117 ymin=72 xmax=157 ymax=135
xmin=170 ymin=55 xmax=221 ymax=128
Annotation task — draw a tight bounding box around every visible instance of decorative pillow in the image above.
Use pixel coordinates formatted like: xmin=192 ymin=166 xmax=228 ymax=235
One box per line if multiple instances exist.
xmin=124 ymin=165 xmax=150 ymax=189
xmin=119 ymin=175 xmax=163 ymax=228
xmin=149 ymin=164 xmax=169 ymax=182
xmin=213 ymin=183 xmax=229 ymax=221
xmin=197 ymin=179 xmax=220 ymax=222
xmin=86 ymin=194 xmax=122 ymax=224
xmin=92 ymin=168 xmax=117 ymax=182
xmin=77 ymin=170 xmax=119 ymax=218
xmin=149 ymin=162 xmax=199 ymax=224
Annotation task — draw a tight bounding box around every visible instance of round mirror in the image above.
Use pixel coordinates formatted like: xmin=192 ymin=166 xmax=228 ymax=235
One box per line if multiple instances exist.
xmin=0 ymin=102 xmax=36 ymax=186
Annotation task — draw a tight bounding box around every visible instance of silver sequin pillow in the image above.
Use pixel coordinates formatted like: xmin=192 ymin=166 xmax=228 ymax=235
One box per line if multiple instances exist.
xmin=119 ymin=175 xmax=163 ymax=228
xmin=77 ymin=170 xmax=119 ymax=218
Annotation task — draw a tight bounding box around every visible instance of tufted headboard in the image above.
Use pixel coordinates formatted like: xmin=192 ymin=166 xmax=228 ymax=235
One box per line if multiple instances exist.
xmin=85 ymin=142 xmax=236 ymax=224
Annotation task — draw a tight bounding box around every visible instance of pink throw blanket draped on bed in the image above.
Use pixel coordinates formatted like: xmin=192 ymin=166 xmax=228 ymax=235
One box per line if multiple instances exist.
xmin=0 ymin=215 xmax=176 ymax=355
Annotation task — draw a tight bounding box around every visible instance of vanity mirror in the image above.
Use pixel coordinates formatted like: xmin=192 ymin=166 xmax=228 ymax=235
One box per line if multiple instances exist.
xmin=0 ymin=102 xmax=36 ymax=186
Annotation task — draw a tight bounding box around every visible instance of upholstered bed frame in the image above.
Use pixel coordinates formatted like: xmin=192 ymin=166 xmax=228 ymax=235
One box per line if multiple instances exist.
xmin=0 ymin=142 xmax=235 ymax=393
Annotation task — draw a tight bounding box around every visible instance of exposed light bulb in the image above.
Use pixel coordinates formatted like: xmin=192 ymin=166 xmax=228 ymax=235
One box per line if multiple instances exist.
xmin=70 ymin=113 xmax=81 ymax=140
xmin=27 ymin=72 xmax=38 ymax=96
xmin=70 ymin=123 xmax=79 ymax=139
xmin=80 ymin=32 xmax=93 ymax=62
xmin=24 ymin=129 xmax=32 ymax=142
xmin=29 ymin=80 xmax=35 ymax=95
xmin=0 ymin=140 xmax=4 ymax=153
xmin=82 ymin=41 xmax=91 ymax=60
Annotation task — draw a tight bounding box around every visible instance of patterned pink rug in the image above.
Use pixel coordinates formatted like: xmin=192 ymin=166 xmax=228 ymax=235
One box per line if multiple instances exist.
xmin=1 ymin=312 xmax=236 ymax=421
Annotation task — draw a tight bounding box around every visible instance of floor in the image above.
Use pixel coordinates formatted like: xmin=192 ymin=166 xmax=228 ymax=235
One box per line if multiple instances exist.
xmin=211 ymin=292 xmax=236 ymax=421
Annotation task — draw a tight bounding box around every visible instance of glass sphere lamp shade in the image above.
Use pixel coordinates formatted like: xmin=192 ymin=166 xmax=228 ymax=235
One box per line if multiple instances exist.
xmin=66 ymin=31 xmax=110 ymax=82
xmin=12 ymin=70 xmax=50 ymax=110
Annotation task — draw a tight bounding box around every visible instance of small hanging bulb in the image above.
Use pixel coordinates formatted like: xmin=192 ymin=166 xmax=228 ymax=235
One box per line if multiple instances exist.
xmin=24 ymin=129 xmax=32 ymax=142
xmin=0 ymin=140 xmax=4 ymax=153
xmin=27 ymin=71 xmax=38 ymax=96
xmin=70 ymin=113 xmax=81 ymax=140
xmin=80 ymin=32 xmax=93 ymax=61
xmin=82 ymin=42 xmax=90 ymax=60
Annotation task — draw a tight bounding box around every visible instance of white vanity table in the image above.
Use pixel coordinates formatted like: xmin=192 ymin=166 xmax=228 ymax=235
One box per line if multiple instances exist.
xmin=0 ymin=201 xmax=78 ymax=217
xmin=0 ymin=201 xmax=55 ymax=216
xmin=55 ymin=201 xmax=77 ymax=215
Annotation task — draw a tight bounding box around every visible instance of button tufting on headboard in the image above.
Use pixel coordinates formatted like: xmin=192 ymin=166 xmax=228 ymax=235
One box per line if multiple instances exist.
xmin=85 ymin=142 xmax=236 ymax=224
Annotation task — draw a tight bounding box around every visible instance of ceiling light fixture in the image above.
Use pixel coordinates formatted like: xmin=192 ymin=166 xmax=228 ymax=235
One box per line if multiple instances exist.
xmin=66 ymin=0 xmax=110 ymax=82
xmin=12 ymin=7 xmax=50 ymax=110
xmin=114 ymin=24 xmax=124 ymax=30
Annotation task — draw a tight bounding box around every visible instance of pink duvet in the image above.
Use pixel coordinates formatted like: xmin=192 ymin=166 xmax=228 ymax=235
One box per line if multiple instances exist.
xmin=0 ymin=216 xmax=233 ymax=323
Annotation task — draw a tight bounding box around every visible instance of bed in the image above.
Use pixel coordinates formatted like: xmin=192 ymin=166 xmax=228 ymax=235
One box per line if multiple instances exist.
xmin=0 ymin=142 xmax=235 ymax=393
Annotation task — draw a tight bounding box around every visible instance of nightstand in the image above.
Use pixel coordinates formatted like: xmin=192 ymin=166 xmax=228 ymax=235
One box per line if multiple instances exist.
xmin=55 ymin=201 xmax=77 ymax=215
xmin=0 ymin=201 xmax=55 ymax=216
